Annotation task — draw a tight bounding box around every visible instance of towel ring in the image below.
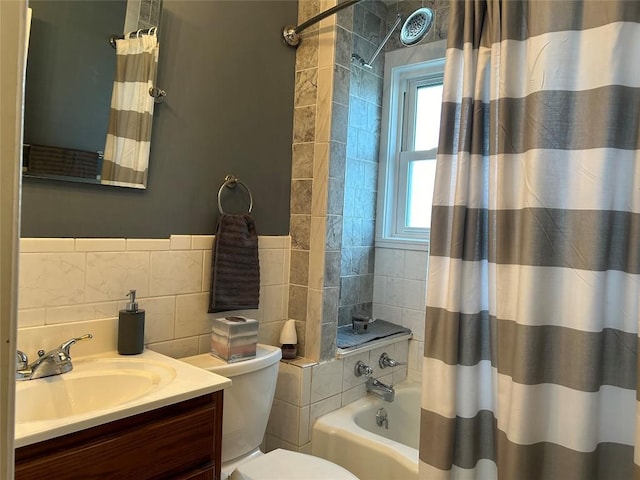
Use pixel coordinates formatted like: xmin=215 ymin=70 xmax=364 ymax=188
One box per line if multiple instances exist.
xmin=218 ymin=175 xmax=253 ymax=214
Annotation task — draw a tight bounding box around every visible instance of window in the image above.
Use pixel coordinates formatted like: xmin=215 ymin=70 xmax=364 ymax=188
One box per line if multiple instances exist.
xmin=376 ymin=42 xmax=445 ymax=249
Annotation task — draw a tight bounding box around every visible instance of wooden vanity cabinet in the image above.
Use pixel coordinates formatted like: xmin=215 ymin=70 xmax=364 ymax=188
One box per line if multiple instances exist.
xmin=15 ymin=390 xmax=223 ymax=480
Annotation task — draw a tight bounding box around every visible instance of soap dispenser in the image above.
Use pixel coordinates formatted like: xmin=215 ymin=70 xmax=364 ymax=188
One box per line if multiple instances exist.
xmin=118 ymin=289 xmax=145 ymax=355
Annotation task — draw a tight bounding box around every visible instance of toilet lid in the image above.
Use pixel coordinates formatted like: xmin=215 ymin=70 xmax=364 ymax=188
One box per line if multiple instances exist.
xmin=229 ymin=449 xmax=359 ymax=480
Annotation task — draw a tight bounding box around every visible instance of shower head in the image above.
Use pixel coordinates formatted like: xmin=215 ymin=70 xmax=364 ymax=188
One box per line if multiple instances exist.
xmin=352 ymin=7 xmax=434 ymax=69
xmin=351 ymin=7 xmax=433 ymax=68
xmin=400 ymin=7 xmax=433 ymax=46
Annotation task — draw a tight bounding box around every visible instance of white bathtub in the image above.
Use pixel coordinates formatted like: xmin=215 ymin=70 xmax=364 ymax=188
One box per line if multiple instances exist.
xmin=311 ymin=383 xmax=420 ymax=480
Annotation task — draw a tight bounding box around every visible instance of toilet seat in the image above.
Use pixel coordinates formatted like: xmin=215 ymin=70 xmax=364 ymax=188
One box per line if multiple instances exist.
xmin=229 ymin=448 xmax=359 ymax=480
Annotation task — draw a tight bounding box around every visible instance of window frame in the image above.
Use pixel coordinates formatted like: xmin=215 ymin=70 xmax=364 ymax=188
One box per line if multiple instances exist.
xmin=376 ymin=40 xmax=446 ymax=251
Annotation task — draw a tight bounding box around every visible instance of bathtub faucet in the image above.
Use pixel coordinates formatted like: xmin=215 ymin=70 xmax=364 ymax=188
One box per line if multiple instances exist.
xmin=366 ymin=377 xmax=395 ymax=402
xmin=379 ymin=352 xmax=407 ymax=369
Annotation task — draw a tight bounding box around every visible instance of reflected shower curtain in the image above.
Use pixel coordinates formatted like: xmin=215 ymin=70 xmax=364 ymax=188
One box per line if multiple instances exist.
xmin=101 ymin=32 xmax=159 ymax=188
xmin=420 ymin=1 xmax=640 ymax=479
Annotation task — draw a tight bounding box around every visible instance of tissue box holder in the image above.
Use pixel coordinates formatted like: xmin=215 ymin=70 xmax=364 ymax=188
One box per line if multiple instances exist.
xmin=211 ymin=316 xmax=258 ymax=363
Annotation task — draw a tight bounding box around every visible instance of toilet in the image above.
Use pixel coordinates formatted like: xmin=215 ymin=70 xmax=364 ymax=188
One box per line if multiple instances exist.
xmin=181 ymin=344 xmax=359 ymax=480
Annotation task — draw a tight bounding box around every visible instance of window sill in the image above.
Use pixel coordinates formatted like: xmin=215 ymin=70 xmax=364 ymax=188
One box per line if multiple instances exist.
xmin=375 ymin=238 xmax=429 ymax=252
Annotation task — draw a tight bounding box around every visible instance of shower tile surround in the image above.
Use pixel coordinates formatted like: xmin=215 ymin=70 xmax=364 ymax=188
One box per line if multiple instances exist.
xmin=271 ymin=0 xmax=447 ymax=454
xmin=288 ymin=0 xmax=447 ymax=361
xmin=288 ymin=0 xmax=388 ymax=364
xmin=338 ymin=0 xmax=386 ymax=329
xmin=265 ymin=337 xmax=409 ymax=454
xmin=373 ymin=247 xmax=428 ymax=382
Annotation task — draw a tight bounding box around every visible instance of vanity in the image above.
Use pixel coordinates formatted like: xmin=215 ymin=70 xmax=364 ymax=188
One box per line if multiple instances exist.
xmin=14 ymin=349 xmax=230 ymax=479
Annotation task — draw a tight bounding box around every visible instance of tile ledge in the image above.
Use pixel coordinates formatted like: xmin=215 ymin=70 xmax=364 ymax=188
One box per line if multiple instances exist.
xmin=336 ymin=332 xmax=413 ymax=359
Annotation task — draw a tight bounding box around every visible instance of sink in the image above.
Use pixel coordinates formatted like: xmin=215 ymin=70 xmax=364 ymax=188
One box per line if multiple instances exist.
xmin=15 ymin=357 xmax=176 ymax=424
xmin=14 ymin=349 xmax=230 ymax=449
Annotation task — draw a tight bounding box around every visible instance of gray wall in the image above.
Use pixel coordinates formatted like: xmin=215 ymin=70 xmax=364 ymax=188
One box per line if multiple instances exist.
xmin=21 ymin=0 xmax=297 ymax=238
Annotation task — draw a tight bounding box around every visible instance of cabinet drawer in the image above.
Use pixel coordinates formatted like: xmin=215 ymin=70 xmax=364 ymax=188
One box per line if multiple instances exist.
xmin=16 ymin=391 xmax=223 ymax=480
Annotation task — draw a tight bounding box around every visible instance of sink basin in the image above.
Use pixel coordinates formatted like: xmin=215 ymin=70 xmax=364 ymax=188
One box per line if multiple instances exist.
xmin=15 ymin=357 xmax=176 ymax=424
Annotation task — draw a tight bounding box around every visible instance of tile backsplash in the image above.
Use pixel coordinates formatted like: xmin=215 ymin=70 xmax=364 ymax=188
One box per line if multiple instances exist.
xmin=17 ymin=235 xmax=291 ymax=360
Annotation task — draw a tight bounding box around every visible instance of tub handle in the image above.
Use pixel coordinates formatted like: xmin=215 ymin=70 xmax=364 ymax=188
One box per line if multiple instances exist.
xmin=379 ymin=352 xmax=407 ymax=369
xmin=354 ymin=360 xmax=373 ymax=377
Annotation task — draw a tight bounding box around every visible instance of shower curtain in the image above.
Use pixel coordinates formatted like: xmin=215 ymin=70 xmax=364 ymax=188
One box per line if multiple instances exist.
xmin=420 ymin=1 xmax=640 ymax=479
xmin=101 ymin=32 xmax=159 ymax=188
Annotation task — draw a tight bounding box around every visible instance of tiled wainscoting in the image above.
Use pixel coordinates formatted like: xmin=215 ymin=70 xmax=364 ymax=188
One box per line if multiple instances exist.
xmin=373 ymin=247 xmax=429 ymax=382
xmin=265 ymin=337 xmax=409 ymax=453
xmin=16 ymin=235 xmax=420 ymax=456
xmin=16 ymin=235 xmax=290 ymax=359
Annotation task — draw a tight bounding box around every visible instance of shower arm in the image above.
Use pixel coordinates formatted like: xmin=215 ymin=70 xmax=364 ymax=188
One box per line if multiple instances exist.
xmin=283 ymin=0 xmax=362 ymax=47
xmin=362 ymin=14 xmax=402 ymax=68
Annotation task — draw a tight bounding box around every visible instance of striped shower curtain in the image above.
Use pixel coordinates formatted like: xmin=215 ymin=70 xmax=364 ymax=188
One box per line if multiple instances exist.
xmin=420 ymin=1 xmax=640 ymax=479
xmin=101 ymin=32 xmax=159 ymax=188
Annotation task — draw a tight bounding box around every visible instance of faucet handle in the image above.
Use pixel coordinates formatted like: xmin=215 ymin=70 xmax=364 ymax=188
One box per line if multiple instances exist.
xmin=59 ymin=333 xmax=93 ymax=357
xmin=379 ymin=352 xmax=407 ymax=369
xmin=354 ymin=360 xmax=373 ymax=377
xmin=16 ymin=350 xmax=28 ymax=370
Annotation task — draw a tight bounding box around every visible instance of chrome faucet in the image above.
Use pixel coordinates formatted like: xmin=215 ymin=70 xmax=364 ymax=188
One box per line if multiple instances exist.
xmin=354 ymin=360 xmax=373 ymax=377
xmin=16 ymin=350 xmax=28 ymax=371
xmin=379 ymin=352 xmax=407 ymax=369
xmin=366 ymin=377 xmax=395 ymax=402
xmin=376 ymin=407 xmax=389 ymax=429
xmin=16 ymin=334 xmax=93 ymax=381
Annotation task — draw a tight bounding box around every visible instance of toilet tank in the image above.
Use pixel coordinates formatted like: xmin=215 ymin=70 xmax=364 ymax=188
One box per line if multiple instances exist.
xmin=181 ymin=344 xmax=282 ymax=463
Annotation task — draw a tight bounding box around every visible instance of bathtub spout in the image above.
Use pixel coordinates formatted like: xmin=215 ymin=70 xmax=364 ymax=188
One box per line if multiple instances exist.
xmin=366 ymin=377 xmax=395 ymax=402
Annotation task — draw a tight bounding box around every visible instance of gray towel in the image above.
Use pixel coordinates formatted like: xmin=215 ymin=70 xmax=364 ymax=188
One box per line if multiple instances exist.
xmin=208 ymin=214 xmax=260 ymax=313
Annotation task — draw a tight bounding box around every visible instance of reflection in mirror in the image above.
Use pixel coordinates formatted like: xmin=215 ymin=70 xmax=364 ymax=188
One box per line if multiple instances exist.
xmin=22 ymin=0 xmax=162 ymax=189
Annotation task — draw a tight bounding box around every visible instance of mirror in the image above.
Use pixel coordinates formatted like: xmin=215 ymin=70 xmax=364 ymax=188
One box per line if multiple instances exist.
xmin=22 ymin=0 xmax=162 ymax=189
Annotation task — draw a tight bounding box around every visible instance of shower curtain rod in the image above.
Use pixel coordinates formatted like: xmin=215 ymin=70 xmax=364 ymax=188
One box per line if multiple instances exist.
xmin=109 ymin=27 xmax=157 ymax=49
xmin=283 ymin=0 xmax=362 ymax=47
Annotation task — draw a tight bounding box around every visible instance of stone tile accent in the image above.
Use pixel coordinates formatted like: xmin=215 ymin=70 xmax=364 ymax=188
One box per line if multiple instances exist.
xmin=292 ymin=143 xmax=315 ymax=179
xmin=290 ymin=250 xmax=310 ymax=286
xmin=290 ymin=214 xmax=311 ymax=251
xmin=295 ymin=68 xmax=318 ymax=107
xmin=290 ymin=179 xmax=313 ymax=214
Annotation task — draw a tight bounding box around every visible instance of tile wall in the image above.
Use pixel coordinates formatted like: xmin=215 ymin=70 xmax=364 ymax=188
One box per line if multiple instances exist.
xmin=338 ymin=0 xmax=386 ymax=326
xmin=373 ymin=246 xmax=428 ymax=381
xmin=289 ymin=0 xmax=394 ymax=361
xmin=288 ymin=0 xmax=448 ymax=361
xmin=16 ymin=235 xmax=290 ymax=359
xmin=15 ymin=233 xmax=414 ymax=456
xmin=265 ymin=337 xmax=409 ymax=453
xmin=289 ymin=0 xmax=343 ymax=361
xmin=124 ymin=0 xmax=161 ymax=32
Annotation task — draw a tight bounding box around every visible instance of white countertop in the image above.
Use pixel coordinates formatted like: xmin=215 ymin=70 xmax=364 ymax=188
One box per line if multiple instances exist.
xmin=14 ymin=349 xmax=231 ymax=448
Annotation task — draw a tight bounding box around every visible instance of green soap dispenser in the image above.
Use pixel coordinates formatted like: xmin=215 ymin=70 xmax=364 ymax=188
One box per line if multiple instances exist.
xmin=118 ymin=289 xmax=145 ymax=355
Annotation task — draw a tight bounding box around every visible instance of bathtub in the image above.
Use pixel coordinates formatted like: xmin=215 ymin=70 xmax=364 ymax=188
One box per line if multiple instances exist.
xmin=311 ymin=383 xmax=420 ymax=480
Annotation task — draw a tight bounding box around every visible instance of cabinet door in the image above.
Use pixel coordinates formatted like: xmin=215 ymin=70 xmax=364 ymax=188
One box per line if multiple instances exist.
xmin=16 ymin=391 xmax=223 ymax=480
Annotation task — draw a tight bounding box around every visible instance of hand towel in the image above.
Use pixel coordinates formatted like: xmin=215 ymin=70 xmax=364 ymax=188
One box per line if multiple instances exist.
xmin=208 ymin=213 xmax=260 ymax=313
